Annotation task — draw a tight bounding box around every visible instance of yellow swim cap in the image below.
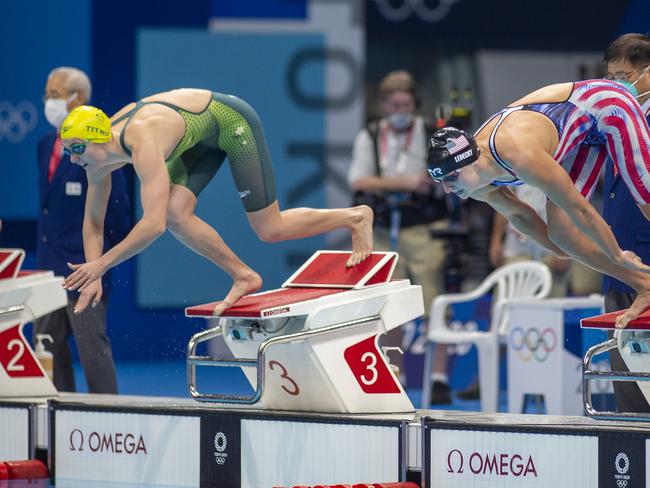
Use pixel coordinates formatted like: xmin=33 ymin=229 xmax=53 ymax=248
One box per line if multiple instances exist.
xmin=60 ymin=105 xmax=112 ymax=143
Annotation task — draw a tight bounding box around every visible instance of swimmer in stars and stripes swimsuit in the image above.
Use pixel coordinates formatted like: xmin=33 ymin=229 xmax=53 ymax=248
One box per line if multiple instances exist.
xmin=478 ymin=79 xmax=650 ymax=203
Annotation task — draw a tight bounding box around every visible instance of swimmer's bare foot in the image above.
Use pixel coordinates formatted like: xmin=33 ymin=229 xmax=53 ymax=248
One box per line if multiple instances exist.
xmin=347 ymin=205 xmax=374 ymax=267
xmin=615 ymin=289 xmax=650 ymax=328
xmin=213 ymin=270 xmax=263 ymax=316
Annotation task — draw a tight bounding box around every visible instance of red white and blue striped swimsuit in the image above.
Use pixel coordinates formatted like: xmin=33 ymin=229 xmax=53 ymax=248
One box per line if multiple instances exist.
xmin=480 ymin=79 xmax=650 ymax=203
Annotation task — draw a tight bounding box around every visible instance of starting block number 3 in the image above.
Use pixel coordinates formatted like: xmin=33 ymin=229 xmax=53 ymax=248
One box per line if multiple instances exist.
xmin=268 ymin=360 xmax=300 ymax=396
xmin=266 ymin=336 xmax=402 ymax=397
xmin=344 ymin=336 xmax=401 ymax=394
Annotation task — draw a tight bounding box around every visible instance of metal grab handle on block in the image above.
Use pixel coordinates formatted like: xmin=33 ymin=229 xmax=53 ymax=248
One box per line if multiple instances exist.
xmin=186 ymin=314 xmax=381 ymax=404
xmin=583 ymin=338 xmax=650 ymax=421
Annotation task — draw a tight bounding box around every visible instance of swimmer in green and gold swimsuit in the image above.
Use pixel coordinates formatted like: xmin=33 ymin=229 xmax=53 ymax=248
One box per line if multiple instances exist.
xmin=113 ymin=92 xmax=276 ymax=211
xmin=59 ymin=89 xmax=373 ymax=314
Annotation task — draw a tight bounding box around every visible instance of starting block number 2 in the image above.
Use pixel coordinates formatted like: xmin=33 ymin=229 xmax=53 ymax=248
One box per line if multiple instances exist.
xmin=0 ymin=324 xmax=43 ymax=378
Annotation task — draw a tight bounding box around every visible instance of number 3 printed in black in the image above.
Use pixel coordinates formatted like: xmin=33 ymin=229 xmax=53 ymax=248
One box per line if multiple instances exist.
xmin=268 ymin=360 xmax=300 ymax=396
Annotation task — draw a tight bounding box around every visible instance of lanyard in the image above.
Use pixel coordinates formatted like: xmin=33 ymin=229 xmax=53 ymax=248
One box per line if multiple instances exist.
xmin=378 ymin=122 xmax=415 ymax=164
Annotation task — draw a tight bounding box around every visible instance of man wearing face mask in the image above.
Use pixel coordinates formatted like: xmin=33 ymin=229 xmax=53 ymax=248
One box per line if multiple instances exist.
xmin=348 ymin=70 xmax=452 ymax=403
xmin=602 ymin=34 xmax=650 ymax=413
xmin=36 ymin=66 xmax=131 ymax=393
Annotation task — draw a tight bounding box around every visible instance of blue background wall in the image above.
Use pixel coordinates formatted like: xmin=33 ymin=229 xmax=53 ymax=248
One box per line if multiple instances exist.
xmin=0 ymin=1 xmax=91 ymax=219
xmin=211 ymin=0 xmax=307 ymax=19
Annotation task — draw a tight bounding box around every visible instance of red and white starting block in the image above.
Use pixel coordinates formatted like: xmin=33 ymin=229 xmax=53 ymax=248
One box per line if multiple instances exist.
xmin=185 ymin=251 xmax=423 ymax=413
xmin=0 ymin=249 xmax=66 ymax=397
xmin=581 ymin=308 xmax=650 ymax=420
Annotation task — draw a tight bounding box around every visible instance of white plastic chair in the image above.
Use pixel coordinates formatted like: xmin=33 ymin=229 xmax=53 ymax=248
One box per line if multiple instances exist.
xmin=421 ymin=260 xmax=552 ymax=412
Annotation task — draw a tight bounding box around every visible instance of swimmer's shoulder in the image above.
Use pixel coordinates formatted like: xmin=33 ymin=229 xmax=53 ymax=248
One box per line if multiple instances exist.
xmin=110 ymin=102 xmax=137 ymax=124
xmin=141 ymin=88 xmax=212 ymax=111
xmin=508 ymin=82 xmax=574 ymax=107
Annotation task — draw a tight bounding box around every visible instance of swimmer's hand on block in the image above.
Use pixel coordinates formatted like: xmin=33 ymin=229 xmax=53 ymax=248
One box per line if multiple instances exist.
xmin=582 ymin=302 xmax=650 ymax=330
xmin=616 ymin=293 xmax=650 ymax=329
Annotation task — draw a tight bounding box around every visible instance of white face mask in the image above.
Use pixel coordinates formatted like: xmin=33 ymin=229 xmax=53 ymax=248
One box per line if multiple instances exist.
xmin=44 ymin=93 xmax=77 ymax=129
xmin=387 ymin=112 xmax=414 ymax=131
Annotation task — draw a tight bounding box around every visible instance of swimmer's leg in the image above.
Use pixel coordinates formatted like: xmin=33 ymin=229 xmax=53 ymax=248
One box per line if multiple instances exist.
xmin=212 ymin=93 xmax=374 ymax=266
xmin=247 ymin=201 xmax=374 ymax=267
xmin=166 ymin=184 xmax=261 ymax=315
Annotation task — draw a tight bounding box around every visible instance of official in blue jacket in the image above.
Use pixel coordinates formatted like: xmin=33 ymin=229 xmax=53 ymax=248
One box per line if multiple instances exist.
xmin=603 ymin=34 xmax=650 ymax=413
xmin=35 ymin=67 xmax=131 ymax=393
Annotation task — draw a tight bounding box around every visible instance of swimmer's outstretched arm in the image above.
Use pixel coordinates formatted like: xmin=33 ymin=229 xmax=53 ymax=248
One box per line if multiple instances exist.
xmin=499 ymin=136 xmax=650 ymax=274
xmin=473 ymin=185 xmax=568 ymax=258
xmin=65 ymin=136 xmax=169 ymax=298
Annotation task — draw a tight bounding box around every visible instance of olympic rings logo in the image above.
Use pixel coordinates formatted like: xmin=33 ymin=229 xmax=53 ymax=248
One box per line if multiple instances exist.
xmin=371 ymin=0 xmax=462 ymax=23
xmin=0 ymin=101 xmax=38 ymax=144
xmin=615 ymin=452 xmax=630 ymax=488
xmin=508 ymin=326 xmax=558 ymax=362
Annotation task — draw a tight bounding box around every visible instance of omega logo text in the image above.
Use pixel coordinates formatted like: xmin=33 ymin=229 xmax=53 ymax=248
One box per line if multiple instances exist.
xmin=262 ymin=307 xmax=290 ymax=317
xmin=68 ymin=428 xmax=147 ymax=455
xmin=447 ymin=449 xmax=538 ymax=477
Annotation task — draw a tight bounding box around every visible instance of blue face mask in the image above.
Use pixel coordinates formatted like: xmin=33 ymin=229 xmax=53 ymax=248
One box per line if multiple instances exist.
xmin=387 ymin=112 xmax=414 ymax=130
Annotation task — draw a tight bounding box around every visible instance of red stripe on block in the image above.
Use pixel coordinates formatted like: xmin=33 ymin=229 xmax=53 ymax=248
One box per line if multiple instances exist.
xmin=365 ymin=256 xmax=395 ymax=286
xmin=581 ymin=308 xmax=650 ymax=330
xmin=0 ymin=253 xmax=21 ymax=280
xmin=289 ymin=253 xmax=387 ymax=287
xmin=186 ymin=287 xmax=347 ymax=318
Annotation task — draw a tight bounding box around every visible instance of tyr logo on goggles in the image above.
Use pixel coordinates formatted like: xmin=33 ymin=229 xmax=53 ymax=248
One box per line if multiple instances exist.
xmin=428 ymin=168 xmax=461 ymax=183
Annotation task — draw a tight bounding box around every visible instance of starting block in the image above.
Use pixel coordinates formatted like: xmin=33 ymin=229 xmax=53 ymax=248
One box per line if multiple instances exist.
xmin=581 ymin=308 xmax=650 ymax=420
xmin=0 ymin=249 xmax=66 ymax=397
xmin=185 ymin=251 xmax=423 ymax=413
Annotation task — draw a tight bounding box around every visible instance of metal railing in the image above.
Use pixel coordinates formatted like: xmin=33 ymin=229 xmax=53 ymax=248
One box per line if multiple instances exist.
xmin=187 ymin=314 xmax=381 ymax=404
xmin=583 ymin=338 xmax=650 ymax=421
